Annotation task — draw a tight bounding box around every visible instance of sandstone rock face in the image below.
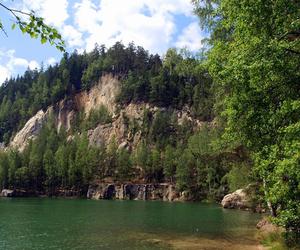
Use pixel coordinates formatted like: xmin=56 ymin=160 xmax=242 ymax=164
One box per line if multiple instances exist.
xmin=75 ymin=74 xmax=120 ymax=115
xmin=221 ymin=189 xmax=252 ymax=209
xmin=87 ymin=183 xmax=182 ymax=201
xmin=87 ymin=102 xmax=210 ymax=150
xmin=9 ymin=75 xmax=121 ymax=151
xmin=55 ymin=98 xmax=76 ymax=132
xmin=8 ymin=73 xmax=212 ymax=152
xmin=10 ymin=110 xmax=49 ymax=151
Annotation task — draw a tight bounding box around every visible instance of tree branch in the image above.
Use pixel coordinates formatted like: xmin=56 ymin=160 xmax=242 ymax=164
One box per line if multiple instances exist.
xmin=0 ymin=2 xmax=31 ymax=17
xmin=285 ymin=48 xmax=300 ymax=55
xmin=0 ymin=1 xmax=65 ymax=52
xmin=278 ymin=30 xmax=300 ymax=41
xmin=0 ymin=22 xmax=7 ymax=36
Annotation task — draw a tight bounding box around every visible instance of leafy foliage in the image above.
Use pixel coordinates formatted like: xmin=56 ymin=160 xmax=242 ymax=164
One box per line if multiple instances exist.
xmin=193 ymin=0 xmax=300 ymax=236
xmin=0 ymin=2 xmax=65 ymax=51
xmin=81 ymin=105 xmax=112 ymax=131
xmin=0 ymin=119 xmax=101 ymax=192
xmin=225 ymin=163 xmax=251 ymax=192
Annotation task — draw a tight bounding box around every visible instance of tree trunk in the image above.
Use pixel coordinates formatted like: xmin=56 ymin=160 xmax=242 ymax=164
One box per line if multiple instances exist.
xmin=263 ymin=178 xmax=277 ymax=217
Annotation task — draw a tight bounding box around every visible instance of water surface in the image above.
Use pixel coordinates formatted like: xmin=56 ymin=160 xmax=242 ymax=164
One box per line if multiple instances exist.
xmin=0 ymin=198 xmax=261 ymax=249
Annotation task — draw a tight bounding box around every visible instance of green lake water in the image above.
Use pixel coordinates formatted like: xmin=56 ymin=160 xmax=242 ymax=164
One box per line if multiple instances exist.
xmin=0 ymin=198 xmax=261 ymax=250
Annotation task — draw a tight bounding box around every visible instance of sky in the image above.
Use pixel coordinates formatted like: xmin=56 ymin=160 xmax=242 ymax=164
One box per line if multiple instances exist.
xmin=0 ymin=0 xmax=206 ymax=84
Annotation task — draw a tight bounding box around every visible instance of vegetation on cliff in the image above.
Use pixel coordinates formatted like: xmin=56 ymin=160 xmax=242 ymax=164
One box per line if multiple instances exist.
xmin=0 ymin=43 xmax=212 ymax=144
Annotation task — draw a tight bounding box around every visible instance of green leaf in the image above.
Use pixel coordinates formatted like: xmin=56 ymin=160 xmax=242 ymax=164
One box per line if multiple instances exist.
xmin=11 ymin=23 xmax=16 ymax=30
xmin=41 ymin=37 xmax=47 ymax=44
xmin=21 ymin=27 xmax=26 ymax=34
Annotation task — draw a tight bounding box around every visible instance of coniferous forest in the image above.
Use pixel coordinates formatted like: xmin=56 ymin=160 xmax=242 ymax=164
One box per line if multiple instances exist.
xmin=0 ymin=43 xmax=224 ymax=197
xmin=0 ymin=0 xmax=299 ymax=246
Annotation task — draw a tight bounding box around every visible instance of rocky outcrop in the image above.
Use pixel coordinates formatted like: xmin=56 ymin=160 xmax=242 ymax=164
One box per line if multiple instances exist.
xmin=8 ymin=73 xmax=210 ymax=152
xmin=55 ymin=98 xmax=76 ymax=132
xmin=221 ymin=189 xmax=252 ymax=209
xmin=87 ymin=183 xmax=183 ymax=201
xmin=10 ymin=110 xmax=49 ymax=151
xmin=87 ymin=102 xmax=208 ymax=150
xmin=75 ymin=74 xmax=120 ymax=115
xmin=87 ymin=103 xmax=146 ymax=149
xmin=0 ymin=189 xmax=15 ymax=197
xmin=256 ymin=217 xmax=284 ymax=241
xmin=9 ymin=74 xmax=121 ymax=151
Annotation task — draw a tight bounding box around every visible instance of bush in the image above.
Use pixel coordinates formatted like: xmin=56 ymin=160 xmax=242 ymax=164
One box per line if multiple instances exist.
xmin=83 ymin=105 xmax=112 ymax=130
xmin=225 ymin=163 xmax=251 ymax=192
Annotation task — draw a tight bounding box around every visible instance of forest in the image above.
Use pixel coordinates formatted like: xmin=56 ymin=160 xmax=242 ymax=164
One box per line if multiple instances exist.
xmin=0 ymin=43 xmax=212 ymax=144
xmin=0 ymin=41 xmax=248 ymax=204
xmin=0 ymin=0 xmax=299 ymax=245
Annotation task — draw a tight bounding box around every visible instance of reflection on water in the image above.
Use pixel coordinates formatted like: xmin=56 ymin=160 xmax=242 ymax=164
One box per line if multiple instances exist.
xmin=0 ymin=198 xmax=262 ymax=249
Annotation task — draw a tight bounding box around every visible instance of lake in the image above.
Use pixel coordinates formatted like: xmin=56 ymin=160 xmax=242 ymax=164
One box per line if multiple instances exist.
xmin=0 ymin=198 xmax=262 ymax=249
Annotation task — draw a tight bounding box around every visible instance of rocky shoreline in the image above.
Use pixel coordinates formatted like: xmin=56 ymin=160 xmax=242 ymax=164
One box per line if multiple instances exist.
xmin=0 ymin=188 xmax=86 ymax=198
xmin=0 ymin=184 xmax=265 ymax=213
xmin=0 ymin=183 xmax=190 ymax=201
xmin=86 ymin=183 xmax=191 ymax=201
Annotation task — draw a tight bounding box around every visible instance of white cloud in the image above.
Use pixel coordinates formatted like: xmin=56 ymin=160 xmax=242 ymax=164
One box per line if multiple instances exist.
xmin=62 ymin=25 xmax=84 ymax=47
xmin=0 ymin=49 xmax=39 ymax=85
xmin=46 ymin=57 xmax=57 ymax=66
xmin=0 ymin=0 xmax=204 ymax=85
xmin=11 ymin=58 xmax=29 ymax=68
xmin=16 ymin=0 xmax=84 ymax=49
xmin=175 ymin=22 xmax=204 ymax=51
xmin=145 ymin=0 xmax=193 ymax=16
xmin=72 ymin=0 xmax=197 ymax=53
xmin=0 ymin=66 xmax=10 ymax=84
xmin=74 ymin=0 xmax=100 ymax=34
xmin=28 ymin=60 xmax=39 ymax=69
xmin=21 ymin=0 xmax=69 ymax=28
xmin=11 ymin=0 xmax=202 ymax=53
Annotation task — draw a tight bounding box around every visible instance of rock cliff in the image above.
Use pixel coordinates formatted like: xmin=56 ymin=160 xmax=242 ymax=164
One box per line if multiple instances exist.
xmin=9 ymin=74 xmax=120 ymax=151
xmin=9 ymin=74 xmax=206 ymax=151
xmin=10 ymin=110 xmax=49 ymax=151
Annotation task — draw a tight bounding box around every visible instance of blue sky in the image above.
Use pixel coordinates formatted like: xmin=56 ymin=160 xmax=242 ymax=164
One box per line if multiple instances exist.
xmin=0 ymin=0 xmax=206 ymax=84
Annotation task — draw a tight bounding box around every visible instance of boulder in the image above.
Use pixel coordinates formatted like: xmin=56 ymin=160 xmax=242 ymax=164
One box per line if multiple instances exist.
xmin=0 ymin=189 xmax=36 ymax=197
xmin=221 ymin=189 xmax=251 ymax=209
xmin=118 ymin=141 xmax=128 ymax=150
xmin=165 ymin=185 xmax=180 ymax=201
xmin=0 ymin=189 xmax=15 ymax=197
xmin=256 ymin=218 xmax=284 ymax=238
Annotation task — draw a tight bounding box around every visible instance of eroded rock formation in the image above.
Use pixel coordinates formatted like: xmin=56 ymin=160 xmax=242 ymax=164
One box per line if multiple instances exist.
xmin=10 ymin=110 xmax=49 ymax=151
xmin=87 ymin=183 xmax=185 ymax=201
xmin=9 ymin=74 xmax=208 ymax=152
xmin=9 ymin=74 xmax=120 ymax=151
